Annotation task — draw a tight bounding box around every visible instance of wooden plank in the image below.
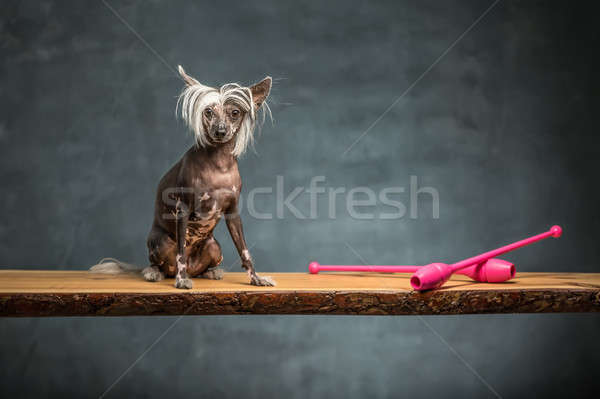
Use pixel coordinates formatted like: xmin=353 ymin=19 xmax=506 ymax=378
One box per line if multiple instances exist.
xmin=0 ymin=270 xmax=598 ymax=316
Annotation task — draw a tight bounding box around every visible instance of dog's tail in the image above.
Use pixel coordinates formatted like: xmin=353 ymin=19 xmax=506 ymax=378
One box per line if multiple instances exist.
xmin=89 ymin=258 xmax=141 ymax=274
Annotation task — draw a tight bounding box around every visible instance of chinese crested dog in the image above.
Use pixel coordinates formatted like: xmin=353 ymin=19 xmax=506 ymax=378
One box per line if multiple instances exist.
xmin=91 ymin=66 xmax=275 ymax=289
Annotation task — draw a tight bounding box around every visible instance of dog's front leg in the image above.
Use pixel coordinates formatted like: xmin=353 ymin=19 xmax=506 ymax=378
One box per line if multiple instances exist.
xmin=225 ymin=210 xmax=275 ymax=286
xmin=174 ymin=199 xmax=193 ymax=289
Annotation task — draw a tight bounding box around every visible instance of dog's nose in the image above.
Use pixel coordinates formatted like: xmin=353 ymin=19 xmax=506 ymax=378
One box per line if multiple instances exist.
xmin=216 ymin=123 xmax=226 ymax=137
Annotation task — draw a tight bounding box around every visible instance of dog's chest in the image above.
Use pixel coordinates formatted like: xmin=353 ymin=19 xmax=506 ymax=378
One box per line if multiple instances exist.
xmin=185 ymin=192 xmax=225 ymax=246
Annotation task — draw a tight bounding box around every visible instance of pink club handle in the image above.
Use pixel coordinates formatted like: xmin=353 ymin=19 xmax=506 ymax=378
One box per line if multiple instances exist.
xmin=449 ymin=225 xmax=562 ymax=271
xmin=309 ymin=263 xmax=419 ymax=274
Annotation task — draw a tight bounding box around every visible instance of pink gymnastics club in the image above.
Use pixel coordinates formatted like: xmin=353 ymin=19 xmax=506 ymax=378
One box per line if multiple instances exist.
xmin=309 ymin=258 xmax=515 ymax=283
xmin=309 ymin=225 xmax=562 ymax=291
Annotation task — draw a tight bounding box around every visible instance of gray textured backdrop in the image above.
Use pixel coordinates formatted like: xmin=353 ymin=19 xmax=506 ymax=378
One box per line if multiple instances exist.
xmin=1 ymin=0 xmax=599 ymax=398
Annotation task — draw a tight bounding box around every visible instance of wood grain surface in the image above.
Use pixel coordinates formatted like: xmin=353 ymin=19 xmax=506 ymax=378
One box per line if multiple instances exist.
xmin=0 ymin=270 xmax=598 ymax=316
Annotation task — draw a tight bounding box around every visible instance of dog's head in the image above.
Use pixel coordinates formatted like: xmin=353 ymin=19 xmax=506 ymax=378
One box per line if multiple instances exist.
xmin=176 ymin=65 xmax=271 ymax=156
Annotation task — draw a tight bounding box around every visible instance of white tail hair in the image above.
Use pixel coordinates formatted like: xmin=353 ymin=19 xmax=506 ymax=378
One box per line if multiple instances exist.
xmin=175 ymin=74 xmax=271 ymax=157
xmin=89 ymin=258 xmax=140 ymax=274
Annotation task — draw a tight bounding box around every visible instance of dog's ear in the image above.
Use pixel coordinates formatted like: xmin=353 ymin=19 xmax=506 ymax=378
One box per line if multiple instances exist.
xmin=249 ymin=77 xmax=272 ymax=109
xmin=178 ymin=65 xmax=200 ymax=86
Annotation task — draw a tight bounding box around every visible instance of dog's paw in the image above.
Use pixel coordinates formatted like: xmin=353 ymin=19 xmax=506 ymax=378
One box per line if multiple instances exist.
xmin=142 ymin=266 xmax=164 ymax=282
xmin=201 ymin=267 xmax=224 ymax=280
xmin=175 ymin=277 xmax=193 ymax=289
xmin=250 ymin=273 xmax=276 ymax=287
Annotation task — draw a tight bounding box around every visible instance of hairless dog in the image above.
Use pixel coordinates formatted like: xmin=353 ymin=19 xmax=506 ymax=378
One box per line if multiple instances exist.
xmin=142 ymin=66 xmax=275 ymax=289
xmin=91 ymin=66 xmax=275 ymax=289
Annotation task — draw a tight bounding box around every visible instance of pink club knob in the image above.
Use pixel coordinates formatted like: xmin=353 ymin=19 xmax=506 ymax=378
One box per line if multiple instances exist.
xmin=309 ymin=262 xmax=320 ymax=274
xmin=551 ymin=225 xmax=562 ymax=238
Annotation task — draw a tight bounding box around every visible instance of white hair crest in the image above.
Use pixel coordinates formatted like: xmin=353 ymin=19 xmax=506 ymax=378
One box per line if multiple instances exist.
xmin=176 ymin=81 xmax=271 ymax=157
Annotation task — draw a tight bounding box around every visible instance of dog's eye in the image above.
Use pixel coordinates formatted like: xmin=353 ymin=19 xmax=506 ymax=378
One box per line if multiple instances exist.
xmin=204 ymin=108 xmax=213 ymax=118
xmin=231 ymin=109 xmax=240 ymax=118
